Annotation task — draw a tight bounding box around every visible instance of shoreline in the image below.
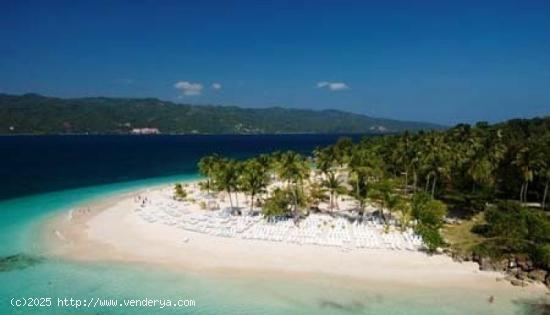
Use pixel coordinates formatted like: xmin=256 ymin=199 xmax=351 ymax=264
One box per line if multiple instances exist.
xmin=41 ymin=183 xmax=547 ymax=296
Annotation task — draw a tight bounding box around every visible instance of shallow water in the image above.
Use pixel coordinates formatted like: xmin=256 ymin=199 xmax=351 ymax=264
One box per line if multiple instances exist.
xmin=2 ymin=259 xmax=537 ymax=315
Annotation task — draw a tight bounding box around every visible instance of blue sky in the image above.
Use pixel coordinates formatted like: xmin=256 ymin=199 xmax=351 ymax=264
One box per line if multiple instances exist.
xmin=1 ymin=0 xmax=549 ymax=125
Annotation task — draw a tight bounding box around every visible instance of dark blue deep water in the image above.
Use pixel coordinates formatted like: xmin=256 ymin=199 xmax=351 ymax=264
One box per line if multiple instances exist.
xmin=0 ymin=134 xmax=363 ymax=200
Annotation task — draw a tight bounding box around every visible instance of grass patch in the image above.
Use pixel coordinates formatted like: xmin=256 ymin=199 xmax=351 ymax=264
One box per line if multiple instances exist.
xmin=442 ymin=212 xmax=486 ymax=255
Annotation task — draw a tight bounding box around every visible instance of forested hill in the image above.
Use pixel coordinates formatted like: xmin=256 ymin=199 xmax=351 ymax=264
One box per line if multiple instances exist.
xmin=0 ymin=93 xmax=444 ymax=135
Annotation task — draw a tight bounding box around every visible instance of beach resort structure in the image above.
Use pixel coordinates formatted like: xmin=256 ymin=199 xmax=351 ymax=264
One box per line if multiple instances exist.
xmin=131 ymin=127 xmax=160 ymax=135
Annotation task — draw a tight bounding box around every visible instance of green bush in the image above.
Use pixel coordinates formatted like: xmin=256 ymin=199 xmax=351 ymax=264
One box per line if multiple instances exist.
xmin=465 ymin=192 xmax=492 ymax=213
xmin=471 ymin=241 xmax=507 ymax=259
xmin=412 ymin=192 xmax=447 ymax=228
xmin=174 ymin=183 xmax=187 ymax=200
xmin=415 ymin=224 xmax=445 ymax=252
xmin=531 ymin=244 xmax=550 ymax=269
xmin=262 ymin=188 xmax=293 ymax=218
xmin=526 ymin=211 xmax=550 ymax=243
xmin=411 ymin=192 xmax=448 ymax=252
xmin=475 ymin=201 xmax=550 ymax=264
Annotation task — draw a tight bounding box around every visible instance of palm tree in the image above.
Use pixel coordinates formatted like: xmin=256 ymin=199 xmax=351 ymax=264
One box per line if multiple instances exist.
xmin=307 ymin=181 xmax=327 ymax=210
xmin=233 ymin=161 xmax=245 ymax=208
xmin=347 ymin=145 xmax=383 ymax=221
xmin=513 ymin=140 xmax=543 ymax=203
xmin=198 ymin=154 xmax=220 ymax=195
xmin=213 ymin=159 xmax=240 ymax=210
xmin=314 ymin=146 xmax=336 ymax=178
xmin=348 ymin=173 xmax=369 ymax=221
xmin=465 ymin=128 xmax=506 ymax=192
xmin=322 ymin=171 xmax=345 ymax=211
xmin=333 ymin=137 xmax=353 ymax=167
xmin=256 ymin=153 xmax=274 ymax=173
xmin=535 ymin=136 xmax=549 ymax=209
xmin=409 ymin=135 xmax=423 ymax=192
xmin=399 ymin=201 xmax=413 ymax=231
xmin=241 ymin=158 xmax=269 ymax=212
xmin=276 ymin=151 xmax=310 ymax=220
xmin=541 ymin=168 xmax=550 ymax=210
xmin=392 ymin=132 xmax=414 ymax=193
xmin=254 ymin=153 xmax=274 ymax=199
xmin=418 ymin=132 xmax=450 ymax=198
xmin=372 ymin=179 xmax=400 ymax=225
xmin=385 ymin=192 xmax=401 ymax=224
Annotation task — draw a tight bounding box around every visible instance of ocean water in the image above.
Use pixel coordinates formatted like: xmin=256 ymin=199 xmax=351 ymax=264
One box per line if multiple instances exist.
xmin=0 ymin=134 xmax=363 ymax=200
xmin=0 ymin=135 xmax=547 ymax=314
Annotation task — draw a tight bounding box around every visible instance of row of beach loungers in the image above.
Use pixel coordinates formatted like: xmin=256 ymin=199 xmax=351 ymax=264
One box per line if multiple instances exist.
xmin=134 ymin=192 xmax=424 ymax=251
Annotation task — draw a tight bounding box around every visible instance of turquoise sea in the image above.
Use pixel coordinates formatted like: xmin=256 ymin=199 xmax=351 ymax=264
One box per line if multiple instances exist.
xmin=0 ymin=135 xmax=547 ymax=314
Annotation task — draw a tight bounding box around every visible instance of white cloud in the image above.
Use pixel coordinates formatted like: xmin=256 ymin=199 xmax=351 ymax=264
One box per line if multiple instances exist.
xmin=328 ymin=82 xmax=349 ymax=91
xmin=211 ymin=82 xmax=222 ymax=90
xmin=316 ymin=81 xmax=350 ymax=91
xmin=174 ymin=81 xmax=203 ymax=96
xmin=316 ymin=81 xmax=329 ymax=88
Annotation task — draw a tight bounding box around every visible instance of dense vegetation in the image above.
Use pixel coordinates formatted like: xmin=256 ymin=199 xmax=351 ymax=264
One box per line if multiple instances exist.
xmin=473 ymin=201 xmax=550 ymax=269
xmin=0 ymin=93 xmax=443 ymax=134
xmin=195 ymin=117 xmax=550 ymax=267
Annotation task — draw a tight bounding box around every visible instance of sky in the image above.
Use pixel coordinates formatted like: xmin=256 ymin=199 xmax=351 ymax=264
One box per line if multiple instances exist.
xmin=1 ymin=0 xmax=549 ymax=125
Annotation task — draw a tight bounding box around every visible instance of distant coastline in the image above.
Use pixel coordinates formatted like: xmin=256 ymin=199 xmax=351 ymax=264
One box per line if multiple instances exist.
xmin=0 ymin=132 xmax=390 ymax=137
xmin=0 ymin=93 xmax=445 ymax=135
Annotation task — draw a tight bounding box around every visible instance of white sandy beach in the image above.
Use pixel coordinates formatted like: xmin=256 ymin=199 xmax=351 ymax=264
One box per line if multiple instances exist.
xmin=43 ymin=182 xmax=547 ymax=295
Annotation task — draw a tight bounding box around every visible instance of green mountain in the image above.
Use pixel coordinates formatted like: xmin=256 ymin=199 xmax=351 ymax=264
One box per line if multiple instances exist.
xmin=0 ymin=93 xmax=444 ymax=135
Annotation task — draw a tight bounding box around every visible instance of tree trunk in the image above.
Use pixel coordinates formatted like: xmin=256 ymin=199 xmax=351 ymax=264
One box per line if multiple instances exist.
xmin=524 ymin=181 xmax=529 ymax=203
xmin=293 ymin=184 xmax=299 ymax=223
xmin=355 ymin=174 xmax=360 ymax=206
xmin=227 ymin=189 xmax=234 ymax=210
xmin=359 ymin=200 xmax=365 ymax=223
xmin=520 ymin=183 xmax=524 ymax=203
xmin=250 ymin=192 xmax=255 ymax=212
xmin=383 ymin=204 xmax=389 ymax=225
xmin=542 ymin=181 xmax=548 ymax=210
xmin=413 ymin=170 xmax=417 ymax=192
xmin=404 ymin=171 xmax=408 ymax=194
xmin=431 ymin=175 xmax=437 ymax=198
xmin=425 ymin=174 xmax=431 ymax=193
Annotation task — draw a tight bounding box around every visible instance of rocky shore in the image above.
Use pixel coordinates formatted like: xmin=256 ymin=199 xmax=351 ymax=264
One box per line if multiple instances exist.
xmin=449 ymin=250 xmax=549 ymax=289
